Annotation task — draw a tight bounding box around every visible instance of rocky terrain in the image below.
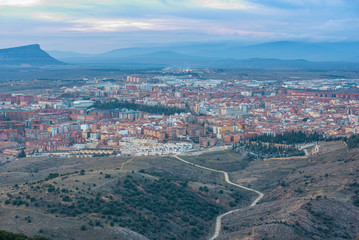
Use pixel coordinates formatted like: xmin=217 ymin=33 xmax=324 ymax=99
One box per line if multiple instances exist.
xmin=0 ymin=141 xmax=358 ymax=240
xmin=0 ymin=155 xmax=255 ymax=240
xmin=217 ymin=141 xmax=359 ymax=240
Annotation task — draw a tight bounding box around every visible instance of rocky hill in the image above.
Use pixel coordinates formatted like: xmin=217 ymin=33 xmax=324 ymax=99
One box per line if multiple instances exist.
xmin=0 ymin=44 xmax=64 ymax=67
xmin=218 ymin=141 xmax=359 ymax=240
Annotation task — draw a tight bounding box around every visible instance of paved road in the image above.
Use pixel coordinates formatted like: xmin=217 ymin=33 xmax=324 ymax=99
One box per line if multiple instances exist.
xmin=173 ymin=155 xmax=264 ymax=240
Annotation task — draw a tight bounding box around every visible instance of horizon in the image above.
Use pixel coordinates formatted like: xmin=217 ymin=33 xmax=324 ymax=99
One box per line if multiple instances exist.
xmin=1 ymin=41 xmax=358 ymax=67
xmin=0 ymin=0 xmax=358 ymax=53
xmin=2 ymin=40 xmax=359 ymax=55
xmin=45 ymin=39 xmax=359 ymax=57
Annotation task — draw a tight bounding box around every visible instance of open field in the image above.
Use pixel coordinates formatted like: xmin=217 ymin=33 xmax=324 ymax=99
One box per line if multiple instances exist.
xmin=180 ymin=150 xmax=248 ymax=172
xmin=0 ymin=79 xmax=85 ymax=94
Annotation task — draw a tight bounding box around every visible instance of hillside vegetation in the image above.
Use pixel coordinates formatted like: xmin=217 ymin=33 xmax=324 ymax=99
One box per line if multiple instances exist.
xmin=0 ymin=155 xmax=255 ymax=240
xmin=0 ymin=230 xmax=49 ymax=240
xmin=217 ymin=141 xmax=359 ymax=240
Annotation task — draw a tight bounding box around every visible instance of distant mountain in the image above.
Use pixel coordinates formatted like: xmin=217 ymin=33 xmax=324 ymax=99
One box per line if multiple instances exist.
xmin=163 ymin=41 xmax=359 ymax=62
xmin=120 ymin=50 xmax=206 ymax=64
xmin=53 ymin=41 xmax=358 ymax=70
xmin=98 ymin=47 xmax=162 ymax=58
xmin=58 ymin=50 xmax=208 ymax=67
xmin=213 ymin=58 xmax=359 ymax=71
xmin=4 ymin=41 xmax=356 ymax=70
xmin=0 ymin=44 xmax=65 ymax=67
xmin=220 ymin=41 xmax=359 ymax=62
xmin=48 ymin=50 xmax=94 ymax=60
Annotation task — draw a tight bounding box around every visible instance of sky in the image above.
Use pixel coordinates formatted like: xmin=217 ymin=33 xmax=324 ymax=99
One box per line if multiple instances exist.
xmin=0 ymin=0 xmax=358 ymax=53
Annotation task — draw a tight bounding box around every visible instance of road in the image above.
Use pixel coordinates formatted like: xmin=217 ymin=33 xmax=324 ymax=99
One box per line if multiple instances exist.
xmin=173 ymin=155 xmax=264 ymax=240
xmin=182 ymin=146 xmax=226 ymax=156
xmin=299 ymin=143 xmax=320 ymax=156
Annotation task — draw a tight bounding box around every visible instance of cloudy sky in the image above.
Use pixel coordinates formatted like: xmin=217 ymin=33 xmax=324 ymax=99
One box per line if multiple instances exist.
xmin=0 ymin=0 xmax=358 ymax=53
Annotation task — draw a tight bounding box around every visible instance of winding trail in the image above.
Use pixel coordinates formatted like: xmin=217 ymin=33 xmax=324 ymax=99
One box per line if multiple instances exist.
xmin=120 ymin=156 xmax=136 ymax=170
xmin=173 ymin=155 xmax=264 ymax=240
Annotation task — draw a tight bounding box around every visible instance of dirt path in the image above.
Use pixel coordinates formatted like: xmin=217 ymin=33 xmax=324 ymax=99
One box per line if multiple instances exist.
xmin=120 ymin=156 xmax=136 ymax=170
xmin=173 ymin=155 xmax=264 ymax=240
xmin=92 ymin=157 xmax=137 ymax=190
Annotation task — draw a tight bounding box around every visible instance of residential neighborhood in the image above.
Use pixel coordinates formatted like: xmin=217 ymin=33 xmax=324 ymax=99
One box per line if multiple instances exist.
xmin=1 ymin=73 xmax=359 ymax=162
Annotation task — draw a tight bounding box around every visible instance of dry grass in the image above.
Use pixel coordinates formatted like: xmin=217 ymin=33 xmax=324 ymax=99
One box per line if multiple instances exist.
xmin=0 ymin=154 xmax=256 ymax=240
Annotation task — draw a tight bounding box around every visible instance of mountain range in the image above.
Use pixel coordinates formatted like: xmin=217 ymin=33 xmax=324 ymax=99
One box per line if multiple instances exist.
xmin=0 ymin=41 xmax=358 ymax=70
xmin=49 ymin=41 xmax=359 ymax=63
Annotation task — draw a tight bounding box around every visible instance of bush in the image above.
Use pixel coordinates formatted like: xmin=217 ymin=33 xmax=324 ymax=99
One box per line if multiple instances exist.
xmin=46 ymin=173 xmax=59 ymax=180
xmin=62 ymin=196 xmax=72 ymax=202
xmin=0 ymin=230 xmax=50 ymax=240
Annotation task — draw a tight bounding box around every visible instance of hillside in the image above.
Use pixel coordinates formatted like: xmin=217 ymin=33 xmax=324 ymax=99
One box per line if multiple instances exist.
xmin=0 ymin=142 xmax=358 ymax=240
xmin=215 ymin=141 xmax=359 ymax=240
xmin=0 ymin=44 xmax=65 ymax=67
xmin=0 ymin=155 xmax=256 ymax=240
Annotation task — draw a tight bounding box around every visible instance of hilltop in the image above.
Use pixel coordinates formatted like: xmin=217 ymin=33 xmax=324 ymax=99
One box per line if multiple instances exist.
xmin=0 ymin=153 xmax=256 ymax=240
xmin=0 ymin=44 xmax=65 ymax=68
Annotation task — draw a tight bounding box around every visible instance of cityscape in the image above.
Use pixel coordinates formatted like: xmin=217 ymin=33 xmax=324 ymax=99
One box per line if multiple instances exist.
xmin=0 ymin=0 xmax=358 ymax=240
xmin=1 ymin=74 xmax=359 ymax=162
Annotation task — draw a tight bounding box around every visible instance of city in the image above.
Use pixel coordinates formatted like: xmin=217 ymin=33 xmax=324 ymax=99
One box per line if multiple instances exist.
xmin=1 ymin=73 xmax=359 ymax=162
xmin=0 ymin=0 xmax=358 ymax=239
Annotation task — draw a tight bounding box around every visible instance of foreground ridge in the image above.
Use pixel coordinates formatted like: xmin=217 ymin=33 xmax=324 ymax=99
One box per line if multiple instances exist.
xmin=173 ymin=155 xmax=264 ymax=240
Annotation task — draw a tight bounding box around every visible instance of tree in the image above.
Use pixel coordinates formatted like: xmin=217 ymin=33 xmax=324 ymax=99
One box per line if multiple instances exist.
xmin=0 ymin=230 xmax=50 ymax=240
xmin=18 ymin=150 xmax=26 ymax=158
xmin=91 ymin=100 xmax=186 ymax=116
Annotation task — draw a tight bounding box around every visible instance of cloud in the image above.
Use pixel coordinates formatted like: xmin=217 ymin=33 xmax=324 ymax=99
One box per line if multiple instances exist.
xmin=57 ymin=16 xmax=277 ymax=37
xmin=274 ymin=0 xmax=345 ymax=7
xmin=68 ymin=18 xmax=158 ymax=32
xmin=0 ymin=0 xmax=116 ymax=9
xmin=196 ymin=0 xmax=253 ymax=10
xmin=209 ymin=27 xmax=275 ymax=36
xmin=31 ymin=12 xmax=67 ymax=22
xmin=0 ymin=0 xmax=358 ymax=52
xmin=319 ymin=18 xmax=359 ymax=29
xmin=0 ymin=0 xmax=42 ymax=7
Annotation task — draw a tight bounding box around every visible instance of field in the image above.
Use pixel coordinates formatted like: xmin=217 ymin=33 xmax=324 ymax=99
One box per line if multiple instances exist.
xmin=0 ymin=79 xmax=85 ymax=94
xmin=181 ymin=150 xmax=249 ymax=172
